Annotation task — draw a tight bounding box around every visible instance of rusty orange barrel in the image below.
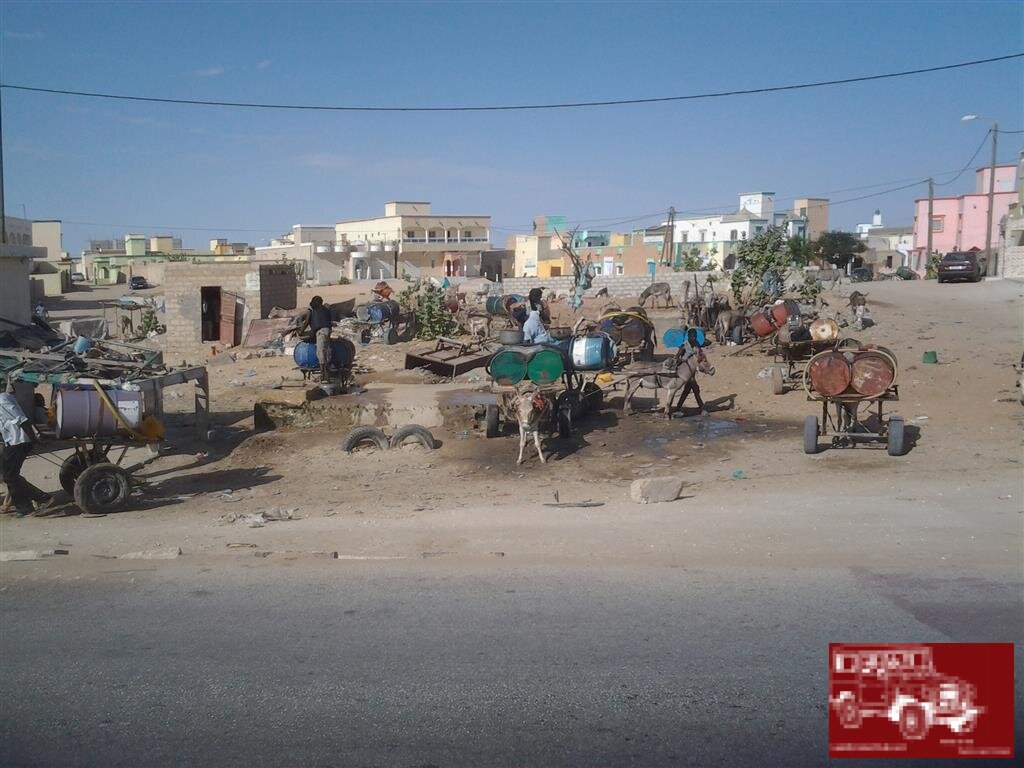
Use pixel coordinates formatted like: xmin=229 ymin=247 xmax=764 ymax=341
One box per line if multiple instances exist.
xmin=808 ymin=352 xmax=852 ymax=396
xmin=770 ymin=303 xmax=789 ymax=326
xmin=750 ymin=311 xmax=775 ymax=337
xmin=851 ymin=351 xmax=896 ymax=397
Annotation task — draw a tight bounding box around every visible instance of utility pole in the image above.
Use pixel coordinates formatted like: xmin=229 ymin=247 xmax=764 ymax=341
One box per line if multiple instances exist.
xmin=985 ymin=123 xmax=998 ymax=277
xmin=926 ymin=177 xmax=934 ymax=271
xmin=0 ymin=85 xmax=6 ymax=245
xmin=660 ymin=206 xmax=676 ymax=268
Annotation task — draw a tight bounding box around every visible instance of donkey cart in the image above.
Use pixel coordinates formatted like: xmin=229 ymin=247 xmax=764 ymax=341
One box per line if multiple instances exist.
xmin=801 ymin=344 xmax=905 ymax=456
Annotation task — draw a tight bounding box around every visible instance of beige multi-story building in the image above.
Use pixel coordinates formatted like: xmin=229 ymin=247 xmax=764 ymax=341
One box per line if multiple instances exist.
xmin=335 ymin=201 xmax=491 ymax=280
xmin=31 ymin=220 xmax=63 ymax=260
xmin=792 ymin=198 xmax=829 ymax=240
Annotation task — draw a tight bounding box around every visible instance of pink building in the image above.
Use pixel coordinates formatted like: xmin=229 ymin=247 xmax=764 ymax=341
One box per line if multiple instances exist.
xmin=910 ymin=164 xmax=1017 ymax=271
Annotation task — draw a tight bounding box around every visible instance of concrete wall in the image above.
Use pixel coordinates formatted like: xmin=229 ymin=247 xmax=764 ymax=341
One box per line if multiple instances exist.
xmin=30 ymin=260 xmax=70 ymax=296
xmin=1001 ymin=245 xmax=1024 ymax=279
xmin=0 ymin=245 xmax=43 ymax=327
xmin=492 ymin=272 xmax=721 ymax=300
xmin=3 ymin=216 xmax=33 ymax=246
xmin=30 ymin=221 xmax=62 ymax=260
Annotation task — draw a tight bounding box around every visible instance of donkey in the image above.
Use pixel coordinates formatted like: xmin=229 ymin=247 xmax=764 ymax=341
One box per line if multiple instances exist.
xmin=639 ymin=282 xmax=673 ymax=309
xmin=622 ymin=347 xmax=716 ymax=419
xmin=512 ymin=388 xmax=549 ymax=465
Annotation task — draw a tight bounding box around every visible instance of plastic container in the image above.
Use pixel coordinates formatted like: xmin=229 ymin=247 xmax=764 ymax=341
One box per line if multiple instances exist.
xmin=367 ymin=300 xmax=399 ymax=324
xmin=568 ymin=335 xmax=617 ymax=370
xmin=73 ymin=336 xmax=93 ymax=354
xmin=664 ymin=327 xmax=707 ymax=348
xmin=56 ymin=388 xmax=144 ymax=439
xmin=489 ymin=348 xmax=530 ymax=386
xmin=293 ymin=339 xmax=354 ymax=370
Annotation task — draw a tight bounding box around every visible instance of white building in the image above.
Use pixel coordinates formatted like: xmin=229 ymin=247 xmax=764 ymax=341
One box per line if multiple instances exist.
xmin=669 ymin=192 xmax=809 ymax=268
xmin=856 ymin=210 xmax=884 ymax=238
xmin=253 ymin=224 xmax=342 ymax=285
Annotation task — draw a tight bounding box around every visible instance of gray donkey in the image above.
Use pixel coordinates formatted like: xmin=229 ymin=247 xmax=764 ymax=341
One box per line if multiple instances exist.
xmin=622 ymin=347 xmax=716 ymax=418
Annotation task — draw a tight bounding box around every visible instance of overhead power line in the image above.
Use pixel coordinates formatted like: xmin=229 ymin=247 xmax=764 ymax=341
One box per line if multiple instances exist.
xmin=935 ymin=130 xmax=992 ymax=186
xmin=1 ymin=53 xmax=1021 ymax=113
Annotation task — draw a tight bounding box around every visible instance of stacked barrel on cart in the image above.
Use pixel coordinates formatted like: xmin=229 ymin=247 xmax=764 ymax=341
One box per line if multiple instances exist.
xmin=805 ymin=345 xmax=898 ymax=398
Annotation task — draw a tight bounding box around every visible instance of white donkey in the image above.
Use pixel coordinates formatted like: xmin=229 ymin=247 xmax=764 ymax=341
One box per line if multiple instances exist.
xmin=622 ymin=347 xmax=716 ymax=419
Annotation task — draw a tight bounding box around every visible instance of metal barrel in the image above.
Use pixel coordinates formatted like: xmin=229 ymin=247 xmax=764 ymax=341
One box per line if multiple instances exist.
xmin=526 ymin=348 xmax=565 ymax=385
xmin=807 ymin=352 xmax=852 ymax=396
xmin=293 ymin=339 xmax=354 ymax=369
xmin=750 ymin=311 xmax=775 ymax=337
xmin=489 ymin=347 xmax=531 ymax=386
xmin=56 ymin=388 xmax=144 ymax=439
xmin=850 ymin=350 xmax=896 ymax=397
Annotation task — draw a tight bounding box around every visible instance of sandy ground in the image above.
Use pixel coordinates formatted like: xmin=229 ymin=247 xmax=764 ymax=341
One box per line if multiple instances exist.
xmin=4 ymin=277 xmax=1021 ymax=575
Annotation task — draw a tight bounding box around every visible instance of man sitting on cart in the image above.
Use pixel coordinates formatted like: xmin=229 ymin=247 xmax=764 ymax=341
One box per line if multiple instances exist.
xmin=1 ymin=379 xmax=54 ymax=516
xmin=522 ymin=288 xmax=552 ymax=345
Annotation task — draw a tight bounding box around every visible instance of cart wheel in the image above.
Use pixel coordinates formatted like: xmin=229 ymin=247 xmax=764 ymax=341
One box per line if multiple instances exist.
xmin=485 ymin=404 xmax=500 ymax=438
xmin=389 ymin=424 xmax=436 ymax=450
xmin=581 ymin=382 xmax=604 ymax=413
xmin=73 ymin=462 xmax=131 ymax=515
xmin=770 ymin=366 xmax=785 ymax=395
xmin=887 ymin=416 xmax=906 ymax=456
xmin=803 ymin=416 xmax=820 ymax=454
xmin=59 ymin=455 xmax=90 ymax=495
xmin=385 ymin=326 xmax=399 ymax=345
xmin=342 ymin=426 xmax=389 ymax=453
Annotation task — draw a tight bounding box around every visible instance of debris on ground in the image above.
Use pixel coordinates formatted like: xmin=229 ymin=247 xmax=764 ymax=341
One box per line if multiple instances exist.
xmin=119 ymin=546 xmax=182 ymax=560
xmin=630 ymin=476 xmax=685 ymax=504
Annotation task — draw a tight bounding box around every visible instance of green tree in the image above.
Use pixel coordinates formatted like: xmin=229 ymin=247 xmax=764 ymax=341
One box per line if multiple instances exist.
xmin=786 ymin=236 xmax=812 ymax=267
xmin=730 ymin=226 xmax=789 ymax=305
xmin=414 ymin=284 xmax=458 ymax=340
xmin=811 ymin=230 xmax=866 ymax=270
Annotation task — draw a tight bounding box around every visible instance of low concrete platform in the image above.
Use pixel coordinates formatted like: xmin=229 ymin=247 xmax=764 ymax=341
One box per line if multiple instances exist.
xmin=254 ymin=382 xmax=495 ymax=431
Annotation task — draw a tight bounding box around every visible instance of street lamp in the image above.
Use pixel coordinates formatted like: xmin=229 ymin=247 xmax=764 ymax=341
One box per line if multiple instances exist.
xmin=961 ymin=114 xmax=999 ymax=276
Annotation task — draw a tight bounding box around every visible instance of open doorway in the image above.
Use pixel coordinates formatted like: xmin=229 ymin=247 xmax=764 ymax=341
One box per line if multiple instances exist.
xmin=201 ymin=287 xmax=243 ymax=345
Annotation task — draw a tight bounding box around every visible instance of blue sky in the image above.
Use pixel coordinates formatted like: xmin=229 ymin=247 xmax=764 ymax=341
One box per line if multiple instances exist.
xmin=1 ymin=0 xmax=1022 ymax=252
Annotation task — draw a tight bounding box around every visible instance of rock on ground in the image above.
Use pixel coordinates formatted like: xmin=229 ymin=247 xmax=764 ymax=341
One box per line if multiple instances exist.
xmin=630 ymin=476 xmax=685 ymax=504
xmin=119 ymin=547 xmax=183 ymax=560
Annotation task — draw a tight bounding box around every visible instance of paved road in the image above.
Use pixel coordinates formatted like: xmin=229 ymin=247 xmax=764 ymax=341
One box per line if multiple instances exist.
xmin=2 ymin=561 xmax=1020 ymax=767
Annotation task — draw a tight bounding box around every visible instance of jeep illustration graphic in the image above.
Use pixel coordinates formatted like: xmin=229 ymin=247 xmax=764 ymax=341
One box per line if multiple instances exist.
xmin=830 ymin=645 xmax=983 ymax=741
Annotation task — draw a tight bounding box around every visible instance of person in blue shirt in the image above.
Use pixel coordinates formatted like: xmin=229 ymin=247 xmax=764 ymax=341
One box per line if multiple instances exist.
xmin=521 ymin=288 xmax=552 ymax=344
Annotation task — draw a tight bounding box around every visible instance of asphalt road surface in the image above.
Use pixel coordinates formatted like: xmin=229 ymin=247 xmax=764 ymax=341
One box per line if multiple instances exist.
xmin=2 ymin=560 xmax=1020 ymax=767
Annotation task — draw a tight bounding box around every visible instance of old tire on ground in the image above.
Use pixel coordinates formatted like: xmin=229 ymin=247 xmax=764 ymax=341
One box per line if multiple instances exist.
xmin=342 ymin=426 xmax=390 ymax=453
xmin=390 ymin=424 xmax=436 ymax=450
xmin=59 ymin=454 xmax=90 ymax=495
xmin=803 ymin=415 xmax=820 ymax=454
xmin=898 ymin=703 xmax=929 ymax=740
xmin=581 ymin=382 xmax=604 ymax=413
xmin=770 ymin=366 xmax=785 ymax=395
xmin=73 ymin=462 xmax=130 ymax=515
xmin=887 ymin=415 xmax=906 ymax=456
xmin=485 ymin=404 xmax=500 ymax=438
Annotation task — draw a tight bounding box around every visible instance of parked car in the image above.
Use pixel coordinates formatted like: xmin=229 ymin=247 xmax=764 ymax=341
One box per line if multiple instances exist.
xmin=938 ymin=251 xmax=986 ymax=283
xmin=70 ymin=272 xmax=86 ymax=283
xmin=129 ymin=276 xmax=148 ymax=290
xmin=850 ymin=267 xmax=873 ymax=283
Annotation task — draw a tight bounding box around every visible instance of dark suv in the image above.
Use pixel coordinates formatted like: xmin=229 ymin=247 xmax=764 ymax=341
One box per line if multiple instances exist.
xmin=129 ymin=276 xmax=148 ymax=290
xmin=938 ymin=251 xmax=986 ymax=283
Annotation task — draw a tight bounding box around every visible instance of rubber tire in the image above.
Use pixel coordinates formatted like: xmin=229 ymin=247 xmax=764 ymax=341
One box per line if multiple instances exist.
xmin=770 ymin=366 xmax=785 ymax=395
xmin=899 ymin=703 xmax=929 ymax=741
xmin=73 ymin=462 xmax=130 ymax=515
xmin=485 ymin=404 xmax=500 ymax=438
xmin=581 ymin=382 xmax=604 ymax=413
xmin=59 ymin=454 xmax=89 ymax=495
xmin=389 ymin=424 xmax=436 ymax=450
xmin=937 ymin=277 xmax=945 ymax=284
xmin=887 ymin=415 xmax=906 ymax=456
xmin=803 ymin=415 xmax=820 ymax=454
xmin=342 ymin=426 xmax=390 ymax=453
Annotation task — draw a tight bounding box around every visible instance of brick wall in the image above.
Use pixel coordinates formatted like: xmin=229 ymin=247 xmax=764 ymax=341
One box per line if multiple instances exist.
xmin=258 ymin=264 xmax=298 ymax=316
xmin=164 ymin=262 xmax=264 ymax=358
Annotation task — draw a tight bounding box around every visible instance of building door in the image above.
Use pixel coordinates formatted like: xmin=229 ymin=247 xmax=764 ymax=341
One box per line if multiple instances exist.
xmin=220 ymin=291 xmax=243 ymax=347
xmin=201 ymin=286 xmax=221 ymax=342
xmin=550 ymin=266 xmax=561 ymax=277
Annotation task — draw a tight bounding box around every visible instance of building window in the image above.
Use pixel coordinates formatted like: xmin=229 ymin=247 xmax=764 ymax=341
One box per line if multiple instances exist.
xmin=698 ymin=230 xmax=706 ymax=242
xmin=930 ymin=217 xmax=944 ymax=233
xmin=406 ymin=230 xmax=415 ymax=238
xmin=428 ymin=230 xmax=437 ymax=239
xmin=741 ymin=231 xmax=747 ymax=240
xmin=616 ymin=264 xmax=624 ymax=275
xmin=680 ymin=233 xmax=688 ymax=243
xmin=755 ymin=226 xmax=764 ymax=234
xmin=446 ymin=229 xmax=454 ymax=239
xmin=593 ymin=265 xmax=602 ymax=274
xmin=463 ymin=230 xmax=472 ymax=238
xmin=730 ymin=229 xmax=738 ymax=241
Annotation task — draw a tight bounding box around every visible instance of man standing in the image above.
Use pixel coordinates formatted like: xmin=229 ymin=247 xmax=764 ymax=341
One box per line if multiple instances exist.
xmin=302 ymin=295 xmax=333 ymax=381
xmin=0 ymin=380 xmax=52 ymax=516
